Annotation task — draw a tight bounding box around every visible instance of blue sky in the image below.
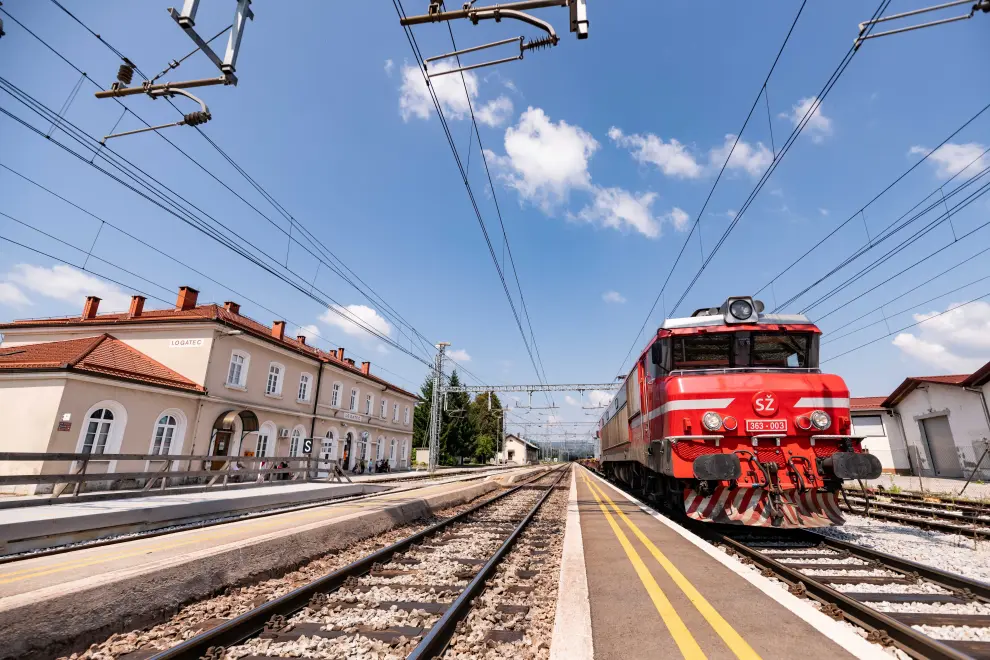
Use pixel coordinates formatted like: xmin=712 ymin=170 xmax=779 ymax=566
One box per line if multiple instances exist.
xmin=1 ymin=1 xmax=989 ymax=443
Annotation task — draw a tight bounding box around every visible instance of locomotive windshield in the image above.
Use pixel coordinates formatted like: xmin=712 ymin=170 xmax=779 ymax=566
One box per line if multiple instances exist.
xmin=669 ymin=331 xmax=816 ymax=371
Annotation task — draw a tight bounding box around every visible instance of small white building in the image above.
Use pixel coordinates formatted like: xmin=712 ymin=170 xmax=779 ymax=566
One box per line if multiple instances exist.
xmin=851 ymin=362 xmax=990 ymax=480
xmin=500 ymin=434 xmax=539 ymax=465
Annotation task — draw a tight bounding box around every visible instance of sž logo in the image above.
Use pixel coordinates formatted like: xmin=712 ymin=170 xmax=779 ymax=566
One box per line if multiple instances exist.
xmin=752 ymin=391 xmax=778 ymax=417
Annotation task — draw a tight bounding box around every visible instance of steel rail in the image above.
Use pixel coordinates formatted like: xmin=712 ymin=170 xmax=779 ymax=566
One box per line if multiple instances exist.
xmin=149 ymin=466 xmax=565 ymax=660
xmin=0 ymin=467 xmax=521 ymax=566
xmin=837 ymin=501 xmax=990 ymax=540
xmin=407 ymin=465 xmax=567 ymax=658
xmin=843 ymin=493 xmax=990 ymax=523
xmin=708 ymin=531 xmax=979 ymax=660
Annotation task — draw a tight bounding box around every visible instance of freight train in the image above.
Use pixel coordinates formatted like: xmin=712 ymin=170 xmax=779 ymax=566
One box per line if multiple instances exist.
xmin=598 ymin=296 xmax=881 ymax=528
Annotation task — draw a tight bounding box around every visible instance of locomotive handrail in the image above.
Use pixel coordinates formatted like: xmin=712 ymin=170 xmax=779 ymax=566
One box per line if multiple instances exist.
xmin=809 ymin=434 xmax=865 ymax=446
xmin=668 ymin=367 xmax=822 ymax=376
xmin=661 ymin=435 xmax=722 ymax=444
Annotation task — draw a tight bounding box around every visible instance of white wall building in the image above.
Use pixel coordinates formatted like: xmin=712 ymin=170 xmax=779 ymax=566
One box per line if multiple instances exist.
xmin=500 ymin=434 xmax=539 ymax=465
xmin=851 ymin=363 xmax=990 ymax=480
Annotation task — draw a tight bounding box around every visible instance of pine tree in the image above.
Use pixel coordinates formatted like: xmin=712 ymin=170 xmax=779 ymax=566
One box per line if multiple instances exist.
xmin=440 ymin=370 xmax=475 ymax=464
xmin=412 ymin=374 xmax=433 ymax=449
xmin=468 ymin=391 xmax=502 ymax=441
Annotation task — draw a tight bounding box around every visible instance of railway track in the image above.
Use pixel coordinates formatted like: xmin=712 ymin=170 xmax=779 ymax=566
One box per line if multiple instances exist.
xmin=701 ymin=527 xmax=990 ymax=659
xmin=839 ymin=492 xmax=990 ymax=540
xmin=143 ymin=465 xmax=568 ymax=660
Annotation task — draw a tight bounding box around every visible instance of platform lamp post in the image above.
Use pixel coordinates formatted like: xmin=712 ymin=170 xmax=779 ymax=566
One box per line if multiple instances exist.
xmin=427 ymin=342 xmax=450 ymax=474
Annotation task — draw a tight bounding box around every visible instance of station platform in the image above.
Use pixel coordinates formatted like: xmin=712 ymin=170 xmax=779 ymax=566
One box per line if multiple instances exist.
xmin=556 ymin=466 xmax=885 ymax=660
xmin=0 ymin=469 xmax=532 ymax=658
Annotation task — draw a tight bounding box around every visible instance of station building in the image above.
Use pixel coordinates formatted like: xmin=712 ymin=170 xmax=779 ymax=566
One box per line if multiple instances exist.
xmin=0 ymin=286 xmax=417 ymax=493
xmin=850 ymin=361 xmax=990 ymax=480
xmin=500 ymin=434 xmax=539 ymax=465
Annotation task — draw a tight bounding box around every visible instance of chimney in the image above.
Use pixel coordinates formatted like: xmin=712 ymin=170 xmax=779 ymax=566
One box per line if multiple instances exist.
xmin=128 ymin=295 xmax=145 ymax=318
xmin=82 ymin=296 xmax=101 ymax=320
xmin=272 ymin=320 xmax=286 ymax=341
xmin=337 ymin=348 xmax=345 ymax=362
xmin=361 ymin=361 xmax=371 ymax=375
xmin=297 ymin=335 xmax=307 ymax=345
xmin=176 ymin=286 xmax=199 ymax=311
xmin=224 ymin=300 xmax=241 ymax=315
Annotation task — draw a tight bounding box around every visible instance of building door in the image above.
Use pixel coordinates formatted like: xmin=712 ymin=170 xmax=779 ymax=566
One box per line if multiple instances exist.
xmin=921 ymin=416 xmax=962 ymax=478
xmin=343 ymin=433 xmax=353 ymax=470
xmin=211 ymin=431 xmax=232 ymax=470
xmin=318 ymin=437 xmax=333 ymax=478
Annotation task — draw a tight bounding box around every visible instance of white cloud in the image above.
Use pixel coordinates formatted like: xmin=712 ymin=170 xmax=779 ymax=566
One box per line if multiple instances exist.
xmin=608 ymin=127 xmax=704 ymax=179
xmin=667 ymin=206 xmax=690 ymax=231
xmin=577 ymin=187 xmax=661 ymax=238
xmin=779 ymin=96 xmax=833 ymax=144
xmin=587 ymin=389 xmax=613 ymax=408
xmin=6 ymin=263 xmax=131 ymax=312
xmin=384 ymin=59 xmax=395 ymax=77
xmin=447 ymin=348 xmax=471 ymax=362
xmin=710 ymin=134 xmax=774 ymax=177
xmin=564 ymin=395 xmax=578 ymax=406
xmin=399 ymin=63 xmax=478 ymax=122
xmin=602 ymin=290 xmax=626 ymax=304
xmin=486 ymin=107 xmax=599 ymax=210
xmin=892 ymin=301 xmax=990 ymax=372
xmin=0 ymin=282 xmax=31 ymax=307
xmin=909 ymin=142 xmax=988 ymax=179
xmin=476 ymin=96 xmax=513 ymax=127
xmin=320 ymin=304 xmax=393 ymax=339
xmin=375 ymin=344 xmax=390 ymax=355
xmin=819 ymin=208 xmax=829 ymax=216
xmin=294 ymin=324 xmax=319 ymax=340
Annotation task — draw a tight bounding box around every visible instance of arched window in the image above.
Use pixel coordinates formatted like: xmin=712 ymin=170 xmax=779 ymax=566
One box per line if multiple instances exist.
xmin=298 ymin=373 xmax=313 ymax=402
xmin=356 ymin=432 xmax=368 ymax=462
xmin=350 ymin=388 xmax=359 ymax=412
xmin=266 ymin=362 xmax=284 ymax=396
xmin=257 ymin=422 xmax=276 ymax=457
xmin=390 ymin=437 xmax=397 ymax=462
xmin=83 ymin=408 xmax=114 ymax=454
xmin=151 ymin=415 xmax=177 ymax=455
xmin=322 ymin=429 xmax=336 ymax=460
xmin=289 ymin=427 xmax=303 ymax=456
xmin=227 ymin=350 xmax=250 ymax=388
xmin=400 ymin=439 xmax=407 ymax=466
xmin=377 ymin=435 xmax=385 ymax=460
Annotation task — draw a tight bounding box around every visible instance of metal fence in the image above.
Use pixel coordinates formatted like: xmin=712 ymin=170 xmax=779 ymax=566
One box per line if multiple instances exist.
xmin=0 ymin=451 xmax=336 ymax=498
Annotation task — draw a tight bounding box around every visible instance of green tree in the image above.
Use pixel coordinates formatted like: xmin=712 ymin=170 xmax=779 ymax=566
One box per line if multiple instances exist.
xmin=468 ymin=391 xmax=502 ymax=442
xmin=440 ymin=370 xmax=475 ymax=464
xmin=412 ymin=374 xmax=433 ymax=449
xmin=474 ymin=434 xmax=496 ymax=464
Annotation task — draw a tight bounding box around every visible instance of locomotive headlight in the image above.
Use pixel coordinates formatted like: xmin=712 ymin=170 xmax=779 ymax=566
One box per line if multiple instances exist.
xmin=810 ymin=410 xmax=831 ymax=430
xmin=702 ymin=411 xmax=723 ymax=431
xmin=729 ymin=299 xmax=753 ymax=320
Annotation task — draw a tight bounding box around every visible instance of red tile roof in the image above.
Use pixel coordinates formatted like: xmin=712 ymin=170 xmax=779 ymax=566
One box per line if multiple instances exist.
xmin=850 ymin=396 xmax=887 ymax=410
xmin=963 ymin=360 xmax=990 ymax=388
xmin=882 ymin=373 xmax=971 ymax=408
xmin=0 ymin=334 xmax=203 ymax=393
xmin=0 ymin=303 xmax=418 ymax=399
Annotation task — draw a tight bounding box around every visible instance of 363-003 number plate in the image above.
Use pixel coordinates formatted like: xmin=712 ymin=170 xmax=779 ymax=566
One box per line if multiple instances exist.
xmin=745 ymin=419 xmax=787 ymax=433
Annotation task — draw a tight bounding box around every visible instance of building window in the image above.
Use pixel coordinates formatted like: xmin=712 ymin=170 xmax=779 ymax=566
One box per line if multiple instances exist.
xmin=380 ymin=398 xmax=387 ymax=418
xmin=289 ymin=428 xmax=302 ymax=457
xmin=227 ymin=351 xmax=249 ymax=387
xmin=266 ymin=363 xmax=283 ymax=396
xmin=377 ymin=435 xmax=385 ymax=460
xmin=390 ymin=437 xmax=397 ymax=462
xmin=298 ymin=373 xmax=312 ymax=402
xmin=331 ymin=382 xmax=342 ymax=408
xmin=151 ymin=415 xmax=177 ymax=455
xmin=393 ymin=403 xmax=399 ymax=422
xmin=350 ymin=388 xmax=359 ymax=412
xmin=365 ymin=393 xmax=374 ymax=415
xmin=83 ymin=408 xmax=114 ymax=454
xmin=257 ymin=423 xmax=275 ymax=457
xmin=404 ymin=406 xmax=410 ymax=425
xmin=400 ymin=439 xmax=407 ymax=465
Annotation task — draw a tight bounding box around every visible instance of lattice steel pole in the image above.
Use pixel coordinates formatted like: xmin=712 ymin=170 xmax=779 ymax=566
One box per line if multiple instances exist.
xmin=427 ymin=342 xmax=449 ymax=474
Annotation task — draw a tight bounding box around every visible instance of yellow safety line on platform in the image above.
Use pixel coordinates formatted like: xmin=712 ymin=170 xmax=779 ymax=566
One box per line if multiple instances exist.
xmin=583 ymin=474 xmax=706 ymax=660
xmin=587 ymin=476 xmax=762 ymax=660
xmin=0 ymin=488 xmax=438 ymax=585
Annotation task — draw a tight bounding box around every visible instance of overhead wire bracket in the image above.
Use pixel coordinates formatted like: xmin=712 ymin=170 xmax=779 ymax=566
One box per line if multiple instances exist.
xmin=401 ymin=0 xmax=587 ymax=77
xmin=854 ymin=0 xmax=989 ymax=48
xmin=101 ymin=87 xmax=210 ymax=142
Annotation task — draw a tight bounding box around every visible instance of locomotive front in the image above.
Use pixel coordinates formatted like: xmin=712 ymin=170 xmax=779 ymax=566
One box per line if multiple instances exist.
xmin=600 ymin=296 xmax=881 ymax=528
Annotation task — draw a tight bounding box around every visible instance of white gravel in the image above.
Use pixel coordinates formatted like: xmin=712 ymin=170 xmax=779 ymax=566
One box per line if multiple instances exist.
xmin=873 ymin=602 xmax=990 ymax=615
xmin=801 ymin=568 xmax=900 ymax=578
xmin=813 ymin=513 xmax=990 ymax=584
xmin=830 ymin=582 xmax=952 ymax=595
xmin=911 ymin=624 xmax=990 ymax=642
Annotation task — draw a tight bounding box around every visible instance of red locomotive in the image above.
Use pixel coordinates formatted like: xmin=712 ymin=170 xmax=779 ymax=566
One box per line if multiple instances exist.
xmin=599 ymin=296 xmax=881 ymax=528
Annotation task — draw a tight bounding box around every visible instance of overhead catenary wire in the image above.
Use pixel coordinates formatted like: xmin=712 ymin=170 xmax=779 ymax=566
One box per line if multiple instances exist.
xmin=612 ymin=0 xmax=810 ymax=377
